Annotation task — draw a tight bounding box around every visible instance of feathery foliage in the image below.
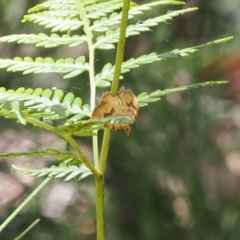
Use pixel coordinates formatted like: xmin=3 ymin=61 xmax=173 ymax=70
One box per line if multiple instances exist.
xmin=0 ymin=87 xmax=89 ymax=122
xmin=0 ymin=0 xmax=233 ymax=239
xmin=12 ymin=163 xmax=92 ymax=182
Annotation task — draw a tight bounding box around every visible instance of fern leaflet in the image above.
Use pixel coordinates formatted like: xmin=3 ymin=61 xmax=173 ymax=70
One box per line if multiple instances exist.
xmin=13 ymin=163 xmax=92 ymax=182
xmin=0 ymin=87 xmax=90 ymax=123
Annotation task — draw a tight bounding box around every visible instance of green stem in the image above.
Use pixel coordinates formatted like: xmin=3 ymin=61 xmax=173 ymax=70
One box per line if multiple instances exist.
xmin=110 ymin=0 xmax=130 ymax=94
xmin=63 ymin=134 xmax=100 ymax=176
xmin=75 ymin=0 xmax=100 ymax=170
xmin=0 ymin=178 xmax=51 ymax=233
xmin=99 ymin=0 xmax=130 ymax=173
xmin=95 ymin=1 xmax=131 ymax=240
xmin=99 ymin=129 xmax=111 ymax=174
xmin=14 ymin=219 xmax=40 ymax=240
xmin=76 ymin=0 xmax=99 ymax=170
xmin=0 ymin=149 xmax=77 ymax=160
xmin=95 ymin=175 xmax=105 ymax=240
xmin=93 ymin=132 xmax=99 ymax=168
xmin=27 ymin=117 xmax=100 ymax=176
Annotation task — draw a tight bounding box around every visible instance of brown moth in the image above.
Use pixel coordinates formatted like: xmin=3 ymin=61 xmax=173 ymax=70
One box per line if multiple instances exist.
xmin=91 ymin=87 xmax=139 ymax=135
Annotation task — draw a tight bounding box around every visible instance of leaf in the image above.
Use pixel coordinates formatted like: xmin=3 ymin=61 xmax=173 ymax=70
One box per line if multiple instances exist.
xmin=94 ymin=37 xmax=233 ymax=87
xmin=0 ymin=56 xmax=88 ymax=78
xmin=137 ymin=81 xmax=229 ymax=107
xmin=23 ymin=14 xmax=83 ymax=32
xmin=0 ymin=33 xmax=88 ymax=48
xmin=12 ymin=163 xmax=92 ymax=182
xmin=58 ymin=114 xmax=134 ymax=136
xmin=129 ymin=1 xmax=185 ymax=16
xmin=94 ymin=8 xmax=198 ymax=49
xmin=0 ymin=87 xmax=90 ymax=122
xmin=11 ymin=101 xmax=26 ymax=125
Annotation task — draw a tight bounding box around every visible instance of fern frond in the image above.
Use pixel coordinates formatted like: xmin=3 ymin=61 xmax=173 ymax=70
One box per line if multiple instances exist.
xmin=95 ymin=37 xmax=233 ymax=87
xmin=28 ymin=0 xmax=78 ymax=13
xmin=59 ymin=81 xmax=229 ymax=134
xmin=13 ymin=163 xmax=92 ymax=182
xmin=129 ymin=1 xmax=184 ymax=16
xmin=23 ymin=0 xmax=123 ymax=32
xmin=23 ymin=1 xmax=189 ymax=35
xmin=128 ymin=7 xmax=198 ymax=33
xmin=90 ymin=1 xmax=185 ymax=33
xmin=137 ymin=81 xmax=229 ymax=107
xmin=28 ymin=0 xmax=123 ymax=18
xmin=0 ymin=149 xmax=79 ymax=162
xmin=0 ymin=56 xmax=88 ymax=78
xmin=0 ymin=87 xmax=90 ymax=123
xmin=86 ymin=0 xmax=123 ymax=19
xmin=0 ymin=86 xmax=133 ymax=135
xmin=59 ymin=115 xmax=133 ymax=136
xmin=0 ymin=33 xmax=87 ymax=48
xmin=94 ymin=7 xmax=198 ymax=49
xmin=0 ymin=1 xmax=200 ymax=80
xmin=23 ymin=14 xmax=83 ymax=32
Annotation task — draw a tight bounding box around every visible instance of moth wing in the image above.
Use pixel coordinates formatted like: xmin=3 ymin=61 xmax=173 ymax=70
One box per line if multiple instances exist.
xmin=91 ymin=89 xmax=138 ymax=135
xmin=117 ymin=87 xmax=139 ymax=120
xmin=92 ymin=93 xmax=123 ymax=118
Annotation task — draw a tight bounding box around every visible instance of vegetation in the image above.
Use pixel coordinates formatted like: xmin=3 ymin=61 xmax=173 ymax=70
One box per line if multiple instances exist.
xmin=0 ymin=0 xmax=233 ymax=239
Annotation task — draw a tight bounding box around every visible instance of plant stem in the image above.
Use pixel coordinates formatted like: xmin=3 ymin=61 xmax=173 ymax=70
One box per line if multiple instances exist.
xmin=64 ymin=134 xmax=101 ymax=176
xmin=95 ymin=175 xmax=105 ymax=240
xmin=75 ymin=0 xmax=99 ymax=168
xmin=98 ymin=128 xmax=110 ymax=174
xmin=95 ymin=1 xmax=131 ymax=240
xmin=110 ymin=0 xmax=130 ymax=94
xmin=75 ymin=0 xmax=100 ymax=170
xmin=99 ymin=0 xmax=130 ymax=174
xmin=0 ymin=178 xmax=51 ymax=233
xmin=26 ymin=117 xmax=100 ymax=176
xmin=14 ymin=218 xmax=40 ymax=240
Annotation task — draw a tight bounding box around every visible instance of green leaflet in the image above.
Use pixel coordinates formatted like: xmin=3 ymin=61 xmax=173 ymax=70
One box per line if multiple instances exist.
xmin=0 ymin=87 xmax=90 ymax=124
xmin=13 ymin=163 xmax=92 ymax=182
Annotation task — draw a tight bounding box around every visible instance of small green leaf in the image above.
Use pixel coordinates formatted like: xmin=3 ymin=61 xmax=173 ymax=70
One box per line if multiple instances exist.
xmin=12 ymin=163 xmax=92 ymax=182
xmin=137 ymin=92 xmax=148 ymax=98
xmin=96 ymin=80 xmax=111 ymax=88
xmin=11 ymin=101 xmax=26 ymax=125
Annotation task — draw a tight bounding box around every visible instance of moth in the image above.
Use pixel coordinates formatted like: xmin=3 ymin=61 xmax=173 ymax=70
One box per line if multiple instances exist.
xmin=91 ymin=87 xmax=139 ymax=135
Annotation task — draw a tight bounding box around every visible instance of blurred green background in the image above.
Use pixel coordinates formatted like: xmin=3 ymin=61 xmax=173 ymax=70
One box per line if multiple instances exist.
xmin=0 ymin=0 xmax=240 ymax=239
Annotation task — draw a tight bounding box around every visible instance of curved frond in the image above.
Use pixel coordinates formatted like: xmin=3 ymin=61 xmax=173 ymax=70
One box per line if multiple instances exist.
xmin=122 ymin=37 xmax=233 ymax=73
xmin=23 ymin=14 xmax=83 ymax=32
xmin=0 ymin=149 xmax=79 ymax=162
xmin=94 ymin=37 xmax=233 ymax=87
xmin=94 ymin=8 xmax=198 ymax=49
xmin=24 ymin=0 xmax=123 ymax=32
xmin=59 ymin=81 xmax=228 ymax=134
xmin=137 ymin=81 xmax=229 ymax=107
xmin=89 ymin=0 xmax=185 ymax=33
xmin=28 ymin=0 xmax=123 ymax=19
xmin=0 ymin=33 xmax=87 ymax=48
xmin=0 ymin=86 xmax=135 ymax=135
xmin=0 ymin=87 xmax=90 ymax=123
xmin=13 ymin=163 xmax=92 ymax=182
xmin=23 ymin=0 xmax=187 ymax=35
xmin=58 ymin=115 xmax=133 ymax=136
xmin=0 ymin=0 xmax=201 ymax=82
xmin=0 ymin=56 xmax=88 ymax=78
xmin=28 ymin=0 xmax=78 ymax=13
xmin=86 ymin=0 xmax=123 ymax=19
xmin=0 ymin=0 xmax=188 ymax=51
xmin=129 ymin=1 xmax=185 ymax=16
